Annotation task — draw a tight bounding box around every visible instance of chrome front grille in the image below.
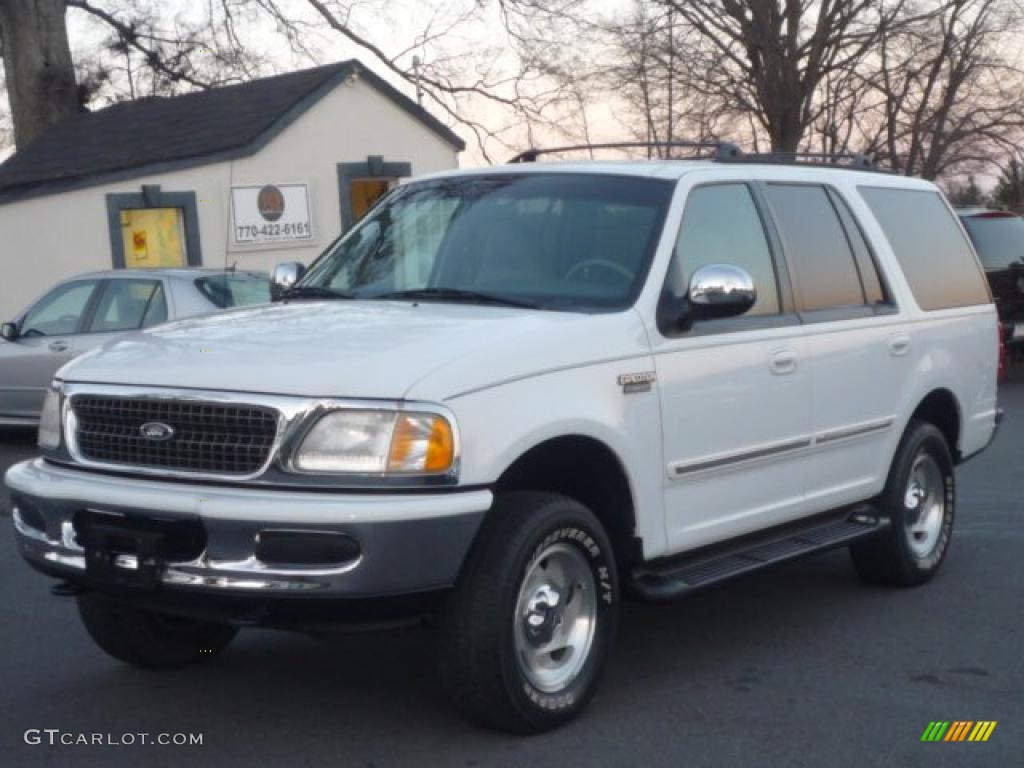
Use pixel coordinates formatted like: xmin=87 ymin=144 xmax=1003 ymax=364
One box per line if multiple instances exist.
xmin=71 ymin=395 xmax=279 ymax=476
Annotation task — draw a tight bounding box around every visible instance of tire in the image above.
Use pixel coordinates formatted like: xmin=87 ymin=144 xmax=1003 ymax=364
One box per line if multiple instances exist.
xmin=435 ymin=492 xmax=619 ymax=733
xmin=850 ymin=419 xmax=955 ymax=587
xmin=77 ymin=593 xmax=238 ymax=669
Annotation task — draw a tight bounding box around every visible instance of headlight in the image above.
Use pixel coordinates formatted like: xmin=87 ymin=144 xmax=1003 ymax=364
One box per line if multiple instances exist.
xmin=292 ymin=409 xmax=456 ymax=476
xmin=38 ymin=387 xmax=62 ymax=449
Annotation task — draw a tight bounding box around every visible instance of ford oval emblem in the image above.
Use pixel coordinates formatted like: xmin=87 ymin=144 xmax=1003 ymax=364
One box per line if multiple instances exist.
xmin=140 ymin=422 xmax=175 ymax=441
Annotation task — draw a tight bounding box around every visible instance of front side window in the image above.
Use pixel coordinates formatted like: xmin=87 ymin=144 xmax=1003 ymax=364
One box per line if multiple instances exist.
xmin=89 ymin=280 xmax=165 ymax=333
xmin=299 ymin=174 xmax=674 ymax=311
xmin=20 ymin=280 xmax=99 ymax=337
xmin=765 ymin=184 xmax=866 ymax=312
xmin=667 ymin=183 xmax=781 ymax=317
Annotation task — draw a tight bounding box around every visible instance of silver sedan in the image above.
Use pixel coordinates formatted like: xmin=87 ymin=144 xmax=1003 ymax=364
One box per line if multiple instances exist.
xmin=0 ymin=268 xmax=270 ymax=425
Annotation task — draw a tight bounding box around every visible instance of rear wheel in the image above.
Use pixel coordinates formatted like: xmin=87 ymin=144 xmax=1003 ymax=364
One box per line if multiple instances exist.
xmin=435 ymin=492 xmax=618 ymax=733
xmin=77 ymin=593 xmax=237 ymax=669
xmin=850 ymin=420 xmax=955 ymax=586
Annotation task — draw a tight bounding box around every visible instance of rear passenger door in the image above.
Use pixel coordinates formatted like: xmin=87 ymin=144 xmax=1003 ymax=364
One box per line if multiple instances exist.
xmin=76 ymin=278 xmax=169 ymax=356
xmin=654 ymin=181 xmax=813 ymax=553
xmin=761 ymin=182 xmax=908 ymax=512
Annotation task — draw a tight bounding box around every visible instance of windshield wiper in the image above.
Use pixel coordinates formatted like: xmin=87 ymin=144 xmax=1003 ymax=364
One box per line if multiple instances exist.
xmin=280 ymin=285 xmax=355 ymax=300
xmin=372 ymin=287 xmax=542 ymax=309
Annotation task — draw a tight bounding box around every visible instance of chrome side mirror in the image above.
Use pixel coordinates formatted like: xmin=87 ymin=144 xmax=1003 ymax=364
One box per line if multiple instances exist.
xmin=0 ymin=322 xmax=18 ymax=341
xmin=688 ymin=264 xmax=757 ymax=319
xmin=270 ymin=262 xmax=306 ymax=300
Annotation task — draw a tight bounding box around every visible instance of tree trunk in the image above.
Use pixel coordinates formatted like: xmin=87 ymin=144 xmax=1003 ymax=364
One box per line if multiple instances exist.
xmin=767 ymin=108 xmax=804 ymax=153
xmin=0 ymin=0 xmax=77 ymax=150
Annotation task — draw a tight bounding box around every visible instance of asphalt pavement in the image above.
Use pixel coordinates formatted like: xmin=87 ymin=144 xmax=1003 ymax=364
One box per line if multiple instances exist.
xmin=0 ymin=383 xmax=1020 ymax=767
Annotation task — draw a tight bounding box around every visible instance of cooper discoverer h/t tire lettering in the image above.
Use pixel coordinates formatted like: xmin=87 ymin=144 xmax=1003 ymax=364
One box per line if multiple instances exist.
xmin=435 ymin=492 xmax=618 ymax=733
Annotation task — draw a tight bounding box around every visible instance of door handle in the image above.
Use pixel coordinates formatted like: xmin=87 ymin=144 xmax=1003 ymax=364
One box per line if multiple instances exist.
xmin=888 ymin=334 xmax=911 ymax=357
xmin=770 ymin=348 xmax=798 ymax=375
xmin=48 ymin=341 xmax=69 ymax=353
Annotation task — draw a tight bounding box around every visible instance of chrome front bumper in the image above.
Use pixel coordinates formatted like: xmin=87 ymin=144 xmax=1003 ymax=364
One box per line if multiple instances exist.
xmin=6 ymin=459 xmax=491 ymax=596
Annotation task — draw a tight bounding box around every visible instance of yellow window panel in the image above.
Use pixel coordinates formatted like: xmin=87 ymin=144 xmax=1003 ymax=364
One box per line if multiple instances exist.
xmin=350 ymin=178 xmax=395 ymax=223
xmin=121 ymin=207 xmax=186 ymax=268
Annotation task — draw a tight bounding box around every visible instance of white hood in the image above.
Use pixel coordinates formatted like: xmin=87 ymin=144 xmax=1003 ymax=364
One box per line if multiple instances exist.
xmin=60 ymin=300 xmax=649 ymax=401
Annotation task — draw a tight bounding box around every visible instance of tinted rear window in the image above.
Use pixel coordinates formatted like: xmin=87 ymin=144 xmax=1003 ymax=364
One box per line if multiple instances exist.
xmin=859 ymin=187 xmax=990 ymax=310
xmin=195 ymin=273 xmax=271 ymax=308
xmin=960 ymin=215 xmax=1024 ymax=270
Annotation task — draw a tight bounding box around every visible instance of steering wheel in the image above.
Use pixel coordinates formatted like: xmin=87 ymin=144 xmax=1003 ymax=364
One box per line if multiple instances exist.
xmin=564 ymin=258 xmax=633 ymax=284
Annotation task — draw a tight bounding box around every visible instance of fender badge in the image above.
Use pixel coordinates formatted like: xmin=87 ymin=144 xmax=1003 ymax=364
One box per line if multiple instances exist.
xmin=618 ymin=371 xmax=656 ymax=394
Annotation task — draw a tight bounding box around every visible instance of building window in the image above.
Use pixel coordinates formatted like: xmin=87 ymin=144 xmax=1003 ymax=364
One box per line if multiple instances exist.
xmin=120 ymin=208 xmax=187 ymax=268
xmin=337 ymin=156 xmax=411 ymax=230
xmin=106 ymin=185 xmax=202 ymax=269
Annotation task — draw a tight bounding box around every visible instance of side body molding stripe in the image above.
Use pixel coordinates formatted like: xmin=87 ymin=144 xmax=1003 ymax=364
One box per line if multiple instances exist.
xmin=667 ymin=417 xmax=896 ymax=478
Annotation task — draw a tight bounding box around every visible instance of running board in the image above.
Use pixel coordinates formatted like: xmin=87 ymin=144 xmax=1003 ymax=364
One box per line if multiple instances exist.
xmin=631 ymin=506 xmax=888 ymax=601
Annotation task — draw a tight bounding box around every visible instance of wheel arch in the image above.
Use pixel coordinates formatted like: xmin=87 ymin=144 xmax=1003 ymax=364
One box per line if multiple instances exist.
xmin=909 ymin=387 xmax=962 ymax=462
xmin=493 ymin=434 xmax=641 ymax=572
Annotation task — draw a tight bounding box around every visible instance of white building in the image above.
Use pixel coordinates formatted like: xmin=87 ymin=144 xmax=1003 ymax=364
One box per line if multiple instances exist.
xmin=0 ymin=59 xmax=464 ymax=318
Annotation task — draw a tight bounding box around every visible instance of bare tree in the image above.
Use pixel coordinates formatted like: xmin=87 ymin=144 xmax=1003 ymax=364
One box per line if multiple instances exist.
xmin=3 ymin=0 xmax=1023 ymax=178
xmin=235 ymin=0 xmax=576 ymax=160
xmin=857 ymin=0 xmax=1024 ymax=178
xmin=534 ymin=0 xmax=1024 ymax=180
xmin=0 ymin=0 xmax=77 ymax=148
xmin=0 ymin=1 xmax=580 ymax=161
xmin=67 ymin=0 xmax=264 ymax=99
xmin=0 ymin=0 xmax=265 ymax=150
xmin=610 ymin=6 xmax=750 ymax=154
xmin=649 ymin=0 xmax=907 ymax=152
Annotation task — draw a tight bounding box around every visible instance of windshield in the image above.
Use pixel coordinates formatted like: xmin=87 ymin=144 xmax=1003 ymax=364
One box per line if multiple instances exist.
xmin=298 ymin=173 xmax=673 ymax=311
xmin=960 ymin=214 xmax=1024 ymax=270
xmin=195 ymin=273 xmax=271 ymax=308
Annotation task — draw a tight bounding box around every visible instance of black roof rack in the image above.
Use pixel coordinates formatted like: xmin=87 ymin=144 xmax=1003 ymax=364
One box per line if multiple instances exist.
xmin=506 ymin=142 xmax=886 ymax=172
xmin=721 ymin=151 xmax=878 ymax=170
xmin=507 ymin=141 xmax=743 ymax=164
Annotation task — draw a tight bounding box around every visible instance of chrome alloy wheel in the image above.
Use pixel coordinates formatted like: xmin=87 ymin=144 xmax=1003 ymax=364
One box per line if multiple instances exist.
xmin=903 ymin=452 xmax=946 ymax=559
xmin=513 ymin=542 xmax=597 ymax=693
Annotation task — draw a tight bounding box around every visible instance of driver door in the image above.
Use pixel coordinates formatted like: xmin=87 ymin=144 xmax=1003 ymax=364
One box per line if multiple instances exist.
xmin=0 ymin=279 xmax=101 ymax=421
xmin=650 ymin=180 xmax=813 ymax=553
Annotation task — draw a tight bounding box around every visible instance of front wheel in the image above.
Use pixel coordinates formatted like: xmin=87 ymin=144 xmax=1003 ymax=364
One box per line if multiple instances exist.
xmin=435 ymin=492 xmax=618 ymax=733
xmin=850 ymin=419 xmax=955 ymax=586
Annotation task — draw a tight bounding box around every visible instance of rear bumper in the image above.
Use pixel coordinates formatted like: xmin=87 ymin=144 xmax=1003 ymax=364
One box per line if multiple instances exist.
xmin=5 ymin=459 xmax=491 ymax=618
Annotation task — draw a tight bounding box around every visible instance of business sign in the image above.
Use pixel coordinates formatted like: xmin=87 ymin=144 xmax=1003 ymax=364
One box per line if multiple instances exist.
xmin=230 ymin=183 xmax=314 ymax=247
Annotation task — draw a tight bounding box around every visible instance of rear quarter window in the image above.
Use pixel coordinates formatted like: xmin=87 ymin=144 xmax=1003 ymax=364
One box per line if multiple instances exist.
xmin=859 ymin=187 xmax=990 ymax=310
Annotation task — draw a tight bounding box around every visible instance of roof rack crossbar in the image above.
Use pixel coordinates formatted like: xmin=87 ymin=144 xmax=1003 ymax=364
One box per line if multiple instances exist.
xmin=507 ymin=141 xmax=742 ymax=164
xmin=721 ymin=151 xmax=876 ymax=169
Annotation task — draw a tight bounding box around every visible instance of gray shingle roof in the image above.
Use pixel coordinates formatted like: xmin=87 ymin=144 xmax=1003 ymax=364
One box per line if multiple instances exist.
xmin=0 ymin=59 xmax=464 ymax=204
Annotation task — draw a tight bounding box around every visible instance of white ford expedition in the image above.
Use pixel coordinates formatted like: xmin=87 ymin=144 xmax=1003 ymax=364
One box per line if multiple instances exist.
xmin=5 ymin=143 xmax=1002 ymax=733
